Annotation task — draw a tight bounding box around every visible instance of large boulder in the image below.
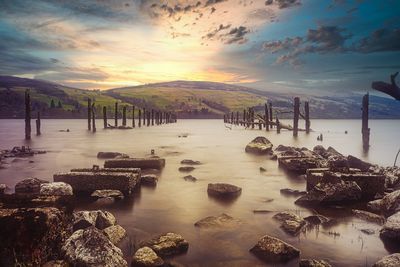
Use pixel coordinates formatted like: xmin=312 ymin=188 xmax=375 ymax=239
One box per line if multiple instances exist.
xmin=15 ymin=178 xmax=48 ymax=195
xmin=0 ymin=207 xmax=72 ymax=266
xmin=273 ymin=212 xmax=306 ymax=236
xmin=194 ymin=213 xmax=242 ymax=229
xmin=73 ymin=210 xmax=116 ymax=231
xmin=295 ymin=181 xmax=362 ymax=206
xmin=103 ymin=225 xmax=126 ymax=245
xmin=249 ymin=235 xmax=300 ymax=263
xmin=245 ymin=137 xmax=273 ymax=154
xmin=368 ymin=190 xmax=400 ymax=216
xmin=132 ymin=247 xmax=164 ymax=267
xmin=300 ymin=259 xmax=332 ymax=267
xmin=372 ymin=253 xmax=400 ymax=267
xmin=207 ymin=183 xmax=242 ymax=198
xmin=380 ymin=212 xmax=400 ymax=241
xmin=97 ymin=152 xmax=129 ymax=159
xmin=140 ymin=233 xmax=189 ymax=257
xmin=40 ymin=182 xmax=73 ymax=196
xmin=62 ymin=226 xmax=127 ymax=266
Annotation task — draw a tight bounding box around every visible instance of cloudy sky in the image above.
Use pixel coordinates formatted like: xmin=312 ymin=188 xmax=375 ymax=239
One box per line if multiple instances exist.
xmin=0 ymin=0 xmax=399 ymax=94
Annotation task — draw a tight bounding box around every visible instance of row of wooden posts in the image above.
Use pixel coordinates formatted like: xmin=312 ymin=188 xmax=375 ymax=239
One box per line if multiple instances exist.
xmin=223 ymin=97 xmax=311 ymax=137
xmin=87 ymin=99 xmax=177 ymax=132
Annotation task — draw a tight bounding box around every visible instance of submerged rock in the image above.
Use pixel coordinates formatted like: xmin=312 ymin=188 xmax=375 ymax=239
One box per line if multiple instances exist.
xmin=250 ymin=235 xmax=300 ymax=263
xmin=372 ymin=253 xmax=400 ymax=267
xmin=194 ymin=213 xmax=241 ymax=229
xmin=104 ymin=158 xmax=165 ymax=170
xmin=273 ymin=212 xmax=306 ymax=236
xmin=91 ymin=190 xmax=124 ymax=200
xmin=180 ymin=159 xmax=201 ymax=165
xmin=183 ymin=175 xmax=197 ymax=182
xmin=0 ymin=207 xmax=72 ymax=266
xmin=300 ymin=259 xmax=332 ymax=267
xmin=280 ymin=188 xmax=306 ymax=197
xmin=368 ymin=190 xmax=400 ymax=216
xmin=245 ymin=136 xmax=273 ymax=154
xmin=132 ymin=247 xmax=164 ymax=267
xmin=103 ymin=225 xmax=127 ymax=245
xmin=178 ymin=166 xmax=195 ymax=172
xmin=141 ymin=174 xmax=158 ymax=186
xmin=352 ymin=209 xmax=385 ymax=225
xmin=295 ymin=181 xmax=362 ymax=206
xmin=97 ymin=152 xmax=129 ymax=159
xmin=62 ymin=226 xmax=127 ymax=267
xmin=40 ymin=182 xmax=73 ymax=196
xmin=15 ymin=178 xmax=48 ymax=195
xmin=207 ymin=183 xmax=242 ymax=198
xmin=259 ymin=167 xmax=267 ymax=172
xmin=140 ymin=232 xmax=189 ymax=257
xmin=380 ymin=211 xmax=400 ymax=241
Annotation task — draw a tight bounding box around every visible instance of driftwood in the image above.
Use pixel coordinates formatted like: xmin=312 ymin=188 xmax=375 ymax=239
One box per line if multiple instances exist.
xmin=372 ymin=72 xmax=400 ymax=100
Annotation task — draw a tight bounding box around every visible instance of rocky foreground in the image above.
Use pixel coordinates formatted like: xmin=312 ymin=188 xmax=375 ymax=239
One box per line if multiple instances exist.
xmin=1 ymin=140 xmax=400 ymax=266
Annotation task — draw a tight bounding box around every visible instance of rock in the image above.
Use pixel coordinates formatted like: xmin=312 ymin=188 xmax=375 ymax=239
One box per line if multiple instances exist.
xmin=278 ymin=157 xmax=321 ymax=174
xmin=141 ymin=174 xmax=158 ymax=186
xmin=361 ymin=229 xmax=375 ymax=235
xmin=40 ymin=182 xmax=73 ymax=196
xmin=194 ymin=213 xmax=241 ymax=229
xmin=0 ymin=183 xmax=6 ymax=195
xmin=103 ymin=225 xmax=126 ymax=245
xmin=253 ymin=210 xmax=273 ymax=214
xmin=380 ymin=211 xmax=400 ymax=241
xmin=347 ymin=155 xmax=373 ymax=172
xmin=352 ymin=209 xmax=385 ymax=225
xmin=280 ymin=188 xmax=306 ymax=197
xmin=303 ymin=215 xmax=329 ymax=225
xmin=0 ymin=207 xmax=72 ymax=266
xmin=372 ymin=253 xmax=400 ymax=267
xmin=300 ymin=259 xmax=332 ymax=267
xmin=104 ymin=158 xmax=166 ymax=169
xmin=245 ymin=136 xmax=273 ymax=154
xmin=183 ymin=175 xmax=197 ymax=182
xmin=15 ymin=178 xmax=49 ymax=195
xmin=368 ymin=190 xmax=400 ymax=216
xmin=273 ymin=212 xmax=306 ymax=236
xmin=141 ymin=232 xmax=189 ymax=257
xmin=249 ymin=235 xmax=300 ymax=263
xmin=180 ymin=159 xmax=201 ymax=165
xmin=42 ymin=260 xmax=69 ymax=267
xmin=54 ymin=172 xmax=140 ymax=195
xmin=132 ymin=247 xmax=164 ymax=267
xmin=73 ymin=210 xmax=116 ymax=231
xmin=295 ymin=181 xmax=362 ymax=205
xmin=178 ymin=166 xmax=195 ymax=172
xmin=313 ymin=145 xmax=342 ymax=159
xmin=97 ymin=152 xmax=129 ymax=159
xmin=62 ymin=226 xmax=127 ymax=267
xmin=207 ymin=183 xmax=242 ymax=198
xmin=71 ymin=167 xmax=141 ymax=174
xmin=91 ymin=190 xmax=124 ymax=200
xmin=259 ymin=167 xmax=267 ymax=172
xmin=327 ymin=155 xmax=349 ymax=172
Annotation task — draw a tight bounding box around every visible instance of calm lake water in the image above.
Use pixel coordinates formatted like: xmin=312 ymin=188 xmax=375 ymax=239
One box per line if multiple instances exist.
xmin=0 ymin=119 xmax=400 ymax=266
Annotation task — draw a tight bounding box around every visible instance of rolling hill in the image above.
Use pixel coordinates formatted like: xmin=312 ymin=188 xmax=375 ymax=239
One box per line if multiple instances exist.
xmin=1 ymin=76 xmax=400 ymax=119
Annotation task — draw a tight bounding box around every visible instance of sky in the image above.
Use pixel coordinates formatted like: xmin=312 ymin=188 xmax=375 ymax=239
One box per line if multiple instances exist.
xmin=0 ymin=0 xmax=399 ymax=94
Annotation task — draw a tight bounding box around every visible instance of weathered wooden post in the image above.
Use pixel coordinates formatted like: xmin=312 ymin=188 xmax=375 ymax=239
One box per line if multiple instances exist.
xmin=265 ymin=103 xmax=269 ymax=131
xmin=103 ymin=106 xmax=107 ymax=129
xmin=36 ymin=111 xmax=41 ymax=136
xmin=138 ymin=109 xmax=141 ymax=127
xmin=258 ymin=116 xmax=262 ymax=130
xmin=132 ymin=106 xmax=135 ymax=128
xmin=269 ymin=103 xmax=273 ymax=128
xmin=147 ymin=111 xmax=150 ymax=126
xmin=293 ymin=97 xmax=300 ymax=137
xmin=87 ymin=98 xmax=92 ymax=131
xmin=362 ymin=93 xmax=370 ymax=150
xmin=24 ymin=90 xmax=31 ymax=140
xmin=151 ymin=109 xmax=154 ymax=125
xmin=92 ymin=104 xmax=96 ymax=133
xmin=251 ymin=108 xmax=255 ymax=129
xmin=143 ymin=108 xmax=146 ymax=125
xmin=114 ymin=102 xmax=118 ymax=127
xmin=230 ymin=112 xmax=234 ymax=125
xmin=122 ymin=106 xmax=127 ymax=126
xmin=305 ymin=101 xmax=310 ymax=134
xmin=236 ymin=111 xmax=239 ymax=125
xmin=276 ymin=117 xmax=281 ymax=134
xmin=242 ymin=110 xmax=245 ymax=126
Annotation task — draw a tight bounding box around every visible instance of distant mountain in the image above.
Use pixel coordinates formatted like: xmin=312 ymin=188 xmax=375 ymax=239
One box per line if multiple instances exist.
xmin=1 ymin=76 xmax=400 ymax=119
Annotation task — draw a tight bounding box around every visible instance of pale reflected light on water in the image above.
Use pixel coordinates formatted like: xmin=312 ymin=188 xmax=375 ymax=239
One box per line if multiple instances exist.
xmin=0 ymin=119 xmax=400 ymax=266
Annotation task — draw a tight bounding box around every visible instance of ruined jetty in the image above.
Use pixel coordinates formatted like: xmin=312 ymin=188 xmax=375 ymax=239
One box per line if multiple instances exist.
xmin=54 ymin=172 xmax=140 ymax=195
xmin=104 ymin=158 xmax=165 ymax=169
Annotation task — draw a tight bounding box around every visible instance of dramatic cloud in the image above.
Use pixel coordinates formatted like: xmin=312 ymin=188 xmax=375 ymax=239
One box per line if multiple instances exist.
xmin=356 ymin=28 xmax=400 ymax=53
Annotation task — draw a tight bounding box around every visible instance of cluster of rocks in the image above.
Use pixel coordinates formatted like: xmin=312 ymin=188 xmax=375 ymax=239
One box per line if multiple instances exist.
xmin=180 ymin=159 xmax=200 ymax=181
xmin=0 ymin=146 xmax=46 ymax=168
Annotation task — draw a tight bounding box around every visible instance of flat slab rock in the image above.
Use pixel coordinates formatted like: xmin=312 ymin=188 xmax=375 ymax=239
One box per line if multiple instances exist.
xmin=352 ymin=209 xmax=385 ymax=225
xmin=132 ymin=247 xmax=164 ymax=267
xmin=91 ymin=189 xmax=124 ymax=200
xmin=372 ymin=253 xmax=400 ymax=267
xmin=380 ymin=211 xmax=400 ymax=241
xmin=194 ymin=213 xmax=242 ymax=229
xmin=104 ymin=158 xmax=165 ymax=170
xmin=178 ymin=166 xmax=195 ymax=172
xmin=71 ymin=167 xmax=141 ymax=174
xmin=180 ymin=159 xmax=201 ymax=165
xmin=245 ymin=136 xmax=273 ymax=154
xmin=250 ymin=234 xmax=300 ymax=263
xmin=140 ymin=232 xmax=189 ymax=257
xmin=62 ymin=226 xmax=127 ymax=267
xmin=207 ymin=183 xmax=242 ymax=198
xmin=300 ymin=259 xmax=332 ymax=267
